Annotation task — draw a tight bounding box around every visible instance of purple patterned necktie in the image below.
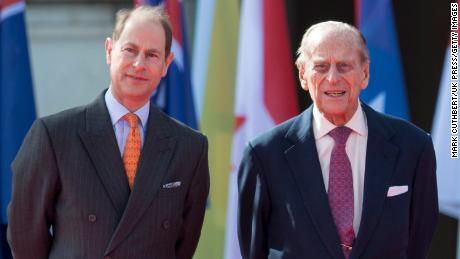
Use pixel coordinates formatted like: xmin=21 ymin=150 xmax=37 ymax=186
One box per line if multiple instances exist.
xmin=328 ymin=126 xmax=355 ymax=258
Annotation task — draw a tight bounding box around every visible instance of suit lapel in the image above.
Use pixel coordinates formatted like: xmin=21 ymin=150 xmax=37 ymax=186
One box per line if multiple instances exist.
xmin=105 ymin=105 xmax=176 ymax=254
xmin=285 ymin=107 xmax=344 ymax=259
xmin=79 ymin=91 xmax=130 ymax=216
xmin=351 ymin=104 xmax=399 ymax=258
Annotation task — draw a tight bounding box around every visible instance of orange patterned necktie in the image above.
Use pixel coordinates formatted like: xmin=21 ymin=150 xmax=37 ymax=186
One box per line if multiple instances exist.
xmin=123 ymin=113 xmax=141 ymax=190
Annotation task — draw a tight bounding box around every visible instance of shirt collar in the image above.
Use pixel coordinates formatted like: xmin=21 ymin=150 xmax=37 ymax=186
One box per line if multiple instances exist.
xmin=104 ymin=87 xmax=150 ymax=128
xmin=312 ymin=101 xmax=368 ymax=140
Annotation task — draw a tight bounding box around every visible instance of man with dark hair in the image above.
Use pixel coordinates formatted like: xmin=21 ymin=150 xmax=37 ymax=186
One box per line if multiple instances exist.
xmin=238 ymin=21 xmax=438 ymax=259
xmin=7 ymin=6 xmax=209 ymax=259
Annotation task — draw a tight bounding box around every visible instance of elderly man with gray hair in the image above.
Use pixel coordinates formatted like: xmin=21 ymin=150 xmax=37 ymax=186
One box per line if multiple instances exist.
xmin=237 ymin=21 xmax=438 ymax=259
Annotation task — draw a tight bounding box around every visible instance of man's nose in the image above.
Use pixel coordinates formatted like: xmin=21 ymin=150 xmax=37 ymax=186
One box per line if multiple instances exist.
xmin=132 ymin=55 xmax=147 ymax=70
xmin=326 ymin=66 xmax=339 ymax=84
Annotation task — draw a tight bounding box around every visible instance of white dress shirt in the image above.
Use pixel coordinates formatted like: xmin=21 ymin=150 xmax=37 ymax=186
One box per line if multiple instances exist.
xmin=312 ymin=103 xmax=368 ymax=234
xmin=104 ymin=87 xmax=149 ymax=155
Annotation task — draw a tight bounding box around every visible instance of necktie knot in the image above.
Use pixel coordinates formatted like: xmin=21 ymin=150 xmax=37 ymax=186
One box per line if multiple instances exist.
xmin=124 ymin=113 xmax=138 ymax=128
xmin=329 ymin=126 xmax=352 ymax=145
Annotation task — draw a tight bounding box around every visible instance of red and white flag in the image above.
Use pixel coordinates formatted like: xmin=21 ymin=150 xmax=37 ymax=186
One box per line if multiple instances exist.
xmin=224 ymin=0 xmax=298 ymax=258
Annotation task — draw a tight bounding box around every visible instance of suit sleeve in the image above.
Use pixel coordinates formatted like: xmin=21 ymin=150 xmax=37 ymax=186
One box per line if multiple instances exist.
xmin=175 ymin=136 xmax=210 ymax=259
xmin=237 ymin=143 xmax=270 ymax=259
xmin=7 ymin=119 xmax=59 ymax=259
xmin=407 ymin=135 xmax=438 ymax=259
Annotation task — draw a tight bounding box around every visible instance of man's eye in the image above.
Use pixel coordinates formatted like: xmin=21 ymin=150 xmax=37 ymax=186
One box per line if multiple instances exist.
xmin=337 ymin=63 xmax=352 ymax=72
xmin=314 ymin=64 xmax=328 ymax=72
xmin=123 ymin=48 xmax=136 ymax=54
xmin=147 ymin=53 xmax=159 ymax=58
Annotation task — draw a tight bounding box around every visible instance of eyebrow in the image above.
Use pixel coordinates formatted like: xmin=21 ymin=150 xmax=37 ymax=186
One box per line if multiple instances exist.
xmin=122 ymin=42 xmax=162 ymax=54
xmin=312 ymin=58 xmax=355 ymax=64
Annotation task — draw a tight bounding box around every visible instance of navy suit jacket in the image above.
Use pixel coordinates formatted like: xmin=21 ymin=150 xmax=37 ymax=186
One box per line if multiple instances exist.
xmin=238 ymin=103 xmax=438 ymax=259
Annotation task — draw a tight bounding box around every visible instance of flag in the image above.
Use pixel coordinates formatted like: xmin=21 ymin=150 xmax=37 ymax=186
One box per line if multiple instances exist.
xmin=190 ymin=0 xmax=215 ymax=122
xmin=356 ymin=0 xmax=410 ymax=119
xmin=432 ymin=8 xmax=460 ymax=253
xmin=224 ymin=0 xmax=299 ymax=258
xmin=1 ymin=0 xmax=36 ymax=257
xmin=433 ymin=46 xmax=460 ymax=220
xmin=433 ymin=3 xmax=460 ymax=259
xmin=192 ymin=0 xmax=239 ymax=258
xmin=135 ymin=0 xmax=197 ymax=129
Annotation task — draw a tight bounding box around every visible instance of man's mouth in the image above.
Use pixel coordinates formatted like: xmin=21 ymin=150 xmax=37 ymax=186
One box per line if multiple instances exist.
xmin=325 ymin=91 xmax=346 ymax=97
xmin=127 ymin=74 xmax=148 ymax=81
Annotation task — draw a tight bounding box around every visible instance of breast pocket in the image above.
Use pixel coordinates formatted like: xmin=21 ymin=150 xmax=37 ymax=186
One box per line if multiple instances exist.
xmin=157 ymin=186 xmax=183 ymax=197
xmin=385 ymin=186 xmax=410 ymax=210
xmin=381 ymin=187 xmax=411 ymax=243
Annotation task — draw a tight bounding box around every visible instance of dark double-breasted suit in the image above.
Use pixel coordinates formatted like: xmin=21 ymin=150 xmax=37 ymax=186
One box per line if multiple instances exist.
xmin=8 ymin=91 xmax=210 ymax=259
xmin=238 ymin=103 xmax=438 ymax=259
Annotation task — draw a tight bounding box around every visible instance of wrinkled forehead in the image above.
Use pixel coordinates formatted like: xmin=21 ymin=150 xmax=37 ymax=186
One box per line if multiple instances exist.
xmin=306 ymin=29 xmax=361 ymax=61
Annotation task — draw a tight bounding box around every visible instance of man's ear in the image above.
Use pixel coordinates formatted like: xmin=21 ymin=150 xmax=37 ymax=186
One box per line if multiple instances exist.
xmin=162 ymin=52 xmax=174 ymax=77
xmin=360 ymin=61 xmax=370 ymax=90
xmin=105 ymin=38 xmax=113 ymax=65
xmin=298 ymin=65 xmax=308 ymax=91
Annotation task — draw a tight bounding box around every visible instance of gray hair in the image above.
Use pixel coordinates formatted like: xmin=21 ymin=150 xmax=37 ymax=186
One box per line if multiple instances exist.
xmin=295 ymin=21 xmax=369 ymax=67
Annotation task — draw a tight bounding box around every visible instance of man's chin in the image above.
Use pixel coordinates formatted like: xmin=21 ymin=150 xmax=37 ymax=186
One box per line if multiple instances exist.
xmin=321 ymin=107 xmax=355 ymax=124
xmin=320 ymin=106 xmax=347 ymax=116
xmin=122 ymin=85 xmax=154 ymax=96
xmin=120 ymin=89 xmax=152 ymax=102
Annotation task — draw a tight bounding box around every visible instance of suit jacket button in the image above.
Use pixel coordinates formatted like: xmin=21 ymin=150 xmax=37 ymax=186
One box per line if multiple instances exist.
xmin=88 ymin=214 xmax=97 ymax=223
xmin=162 ymin=220 xmax=170 ymax=230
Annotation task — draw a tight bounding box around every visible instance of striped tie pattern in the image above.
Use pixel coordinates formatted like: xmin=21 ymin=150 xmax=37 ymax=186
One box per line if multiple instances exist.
xmin=328 ymin=126 xmax=355 ymax=258
xmin=123 ymin=113 xmax=141 ymax=190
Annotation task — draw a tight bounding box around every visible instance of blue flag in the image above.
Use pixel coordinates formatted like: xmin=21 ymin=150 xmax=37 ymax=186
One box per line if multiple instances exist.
xmin=358 ymin=0 xmax=410 ymax=119
xmin=136 ymin=0 xmax=198 ymax=129
xmin=1 ymin=0 xmax=36 ymax=224
xmin=1 ymin=1 xmax=36 ymax=258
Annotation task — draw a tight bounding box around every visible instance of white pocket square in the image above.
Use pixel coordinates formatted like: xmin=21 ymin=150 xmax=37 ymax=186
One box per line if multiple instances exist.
xmin=162 ymin=181 xmax=181 ymax=189
xmin=387 ymin=185 xmax=408 ymax=197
